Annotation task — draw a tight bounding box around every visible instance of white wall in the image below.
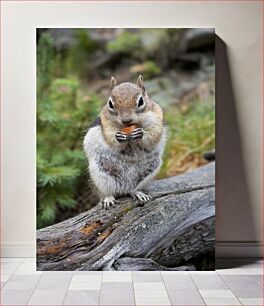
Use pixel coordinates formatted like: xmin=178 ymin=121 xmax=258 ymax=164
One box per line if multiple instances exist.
xmin=1 ymin=1 xmax=262 ymax=257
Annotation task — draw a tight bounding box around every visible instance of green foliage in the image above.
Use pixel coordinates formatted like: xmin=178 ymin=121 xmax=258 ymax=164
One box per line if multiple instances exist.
xmin=142 ymin=61 xmax=161 ymax=78
xmin=159 ymin=100 xmax=215 ymax=178
xmin=130 ymin=61 xmax=161 ymax=79
xmin=107 ymin=31 xmax=142 ymax=54
xmin=37 ymin=33 xmax=101 ymax=228
xmin=37 ymin=33 xmax=54 ymax=101
xmin=65 ymin=29 xmax=97 ymax=77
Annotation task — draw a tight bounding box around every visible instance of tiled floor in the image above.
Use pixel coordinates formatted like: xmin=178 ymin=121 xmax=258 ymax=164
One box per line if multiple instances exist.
xmin=0 ymin=258 xmax=263 ymax=305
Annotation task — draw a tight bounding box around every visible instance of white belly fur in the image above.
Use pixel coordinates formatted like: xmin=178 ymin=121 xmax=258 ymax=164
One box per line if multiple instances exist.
xmin=83 ymin=126 xmax=165 ymax=197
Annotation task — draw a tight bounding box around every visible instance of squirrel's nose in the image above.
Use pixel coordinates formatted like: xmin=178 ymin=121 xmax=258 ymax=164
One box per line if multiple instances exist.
xmin=122 ymin=118 xmax=133 ymax=124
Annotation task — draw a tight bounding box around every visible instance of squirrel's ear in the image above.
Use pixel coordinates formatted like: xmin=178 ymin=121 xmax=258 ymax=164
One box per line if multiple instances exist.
xmin=137 ymin=75 xmax=145 ymax=93
xmin=110 ymin=76 xmax=117 ymax=91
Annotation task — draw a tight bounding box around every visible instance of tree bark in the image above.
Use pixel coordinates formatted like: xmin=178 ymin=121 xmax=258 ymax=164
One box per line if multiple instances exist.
xmin=37 ymin=162 xmax=215 ymax=271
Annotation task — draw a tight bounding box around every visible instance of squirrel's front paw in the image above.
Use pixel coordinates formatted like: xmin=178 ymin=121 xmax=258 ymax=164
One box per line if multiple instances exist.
xmin=130 ymin=191 xmax=151 ymax=206
xmin=129 ymin=128 xmax=144 ymax=141
xmin=100 ymin=196 xmax=118 ymax=210
xmin=115 ymin=131 xmax=128 ymax=142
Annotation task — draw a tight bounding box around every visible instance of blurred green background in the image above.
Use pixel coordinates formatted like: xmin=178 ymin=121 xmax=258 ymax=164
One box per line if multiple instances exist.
xmin=37 ymin=28 xmax=215 ymax=229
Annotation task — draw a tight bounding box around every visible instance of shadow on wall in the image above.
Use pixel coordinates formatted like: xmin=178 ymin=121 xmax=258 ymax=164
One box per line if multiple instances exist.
xmin=215 ymin=36 xmax=258 ymax=261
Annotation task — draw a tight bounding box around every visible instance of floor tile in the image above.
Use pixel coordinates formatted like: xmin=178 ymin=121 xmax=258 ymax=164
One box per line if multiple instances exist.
xmin=132 ymin=271 xmax=162 ymax=282
xmin=135 ymin=289 xmax=169 ymax=299
xmin=1 ymin=256 xmax=263 ymax=306
xmin=191 ymin=274 xmax=228 ymax=289
xmin=42 ymin=271 xmax=74 ymax=275
xmin=15 ymin=262 xmax=36 ymax=270
xmin=37 ymin=272 xmax=72 ymax=290
xmin=231 ymin=287 xmax=263 ymax=298
xmin=221 ymin=275 xmax=261 ymax=289
xmin=15 ymin=270 xmax=43 ymax=275
xmin=63 ymin=290 xmax=100 ymax=305
xmin=199 ymin=289 xmax=237 ymax=298
xmin=103 ymin=271 xmax=132 ymax=282
xmin=245 ymin=268 xmax=263 ymax=275
xmin=135 ymin=298 xmax=171 ymax=305
xmin=252 ymin=275 xmax=263 ymax=287
xmin=14 ymin=262 xmax=43 ymax=275
xmin=190 ymin=271 xmax=218 ymax=275
xmin=0 ymin=258 xmax=25 ymax=263
xmin=3 ymin=280 xmax=38 ymax=291
xmin=74 ymin=271 xmax=102 ymax=275
xmin=27 ymin=289 xmax=66 ymax=305
xmin=1 ymin=275 xmax=11 ymax=282
xmin=162 ymin=274 xmax=196 ymax=289
xmin=2 ymin=262 xmax=21 ymax=269
xmin=101 ymin=281 xmax=133 ymax=290
xmin=23 ymin=258 xmax=36 ymax=263
xmin=162 ymin=270 xmax=190 ymax=275
xmin=134 ymin=282 xmax=166 ymax=290
xmin=167 ymin=289 xmax=205 ymax=305
xmin=71 ymin=274 xmax=101 ymax=282
xmin=2 ymin=267 xmax=18 ymax=274
xmin=203 ymin=297 xmax=241 ymax=305
xmin=41 ymin=271 xmax=73 ymax=276
xmin=99 ymin=289 xmax=135 ymax=305
xmin=217 ymin=268 xmax=250 ymax=275
xmin=239 ymin=298 xmax=264 ymax=305
xmin=8 ymin=274 xmax=41 ymax=283
xmin=69 ymin=281 xmax=101 ymax=290
xmin=1 ymin=288 xmax=33 ymax=305
xmin=37 ymin=278 xmax=71 ymax=290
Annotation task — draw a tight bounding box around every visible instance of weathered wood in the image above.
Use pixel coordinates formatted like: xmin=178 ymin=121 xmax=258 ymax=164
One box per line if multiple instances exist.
xmin=37 ymin=162 xmax=215 ymax=271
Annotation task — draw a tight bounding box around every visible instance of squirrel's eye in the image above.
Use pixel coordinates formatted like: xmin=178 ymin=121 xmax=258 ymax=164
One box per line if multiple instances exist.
xmin=108 ymin=99 xmax=114 ymax=110
xmin=138 ymin=96 xmax=144 ymax=108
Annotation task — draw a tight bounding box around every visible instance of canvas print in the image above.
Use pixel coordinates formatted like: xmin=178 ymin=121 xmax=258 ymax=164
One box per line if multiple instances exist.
xmin=37 ymin=28 xmax=215 ymax=271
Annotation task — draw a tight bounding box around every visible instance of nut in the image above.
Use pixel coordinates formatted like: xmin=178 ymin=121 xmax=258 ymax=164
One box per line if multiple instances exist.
xmin=121 ymin=125 xmax=137 ymax=135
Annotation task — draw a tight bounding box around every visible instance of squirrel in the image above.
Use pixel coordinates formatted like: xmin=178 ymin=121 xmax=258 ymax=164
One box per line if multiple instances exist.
xmin=83 ymin=75 xmax=166 ymax=209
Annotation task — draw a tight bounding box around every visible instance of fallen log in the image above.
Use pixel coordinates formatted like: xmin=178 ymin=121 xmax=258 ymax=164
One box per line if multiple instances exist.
xmin=37 ymin=162 xmax=215 ymax=271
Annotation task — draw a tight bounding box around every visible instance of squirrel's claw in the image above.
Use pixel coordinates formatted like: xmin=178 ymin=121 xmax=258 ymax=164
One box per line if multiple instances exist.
xmin=101 ymin=196 xmax=117 ymax=209
xmin=130 ymin=191 xmax=151 ymax=206
xmin=116 ymin=128 xmax=143 ymax=142
xmin=115 ymin=132 xmax=128 ymax=142
xmin=129 ymin=128 xmax=144 ymax=141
